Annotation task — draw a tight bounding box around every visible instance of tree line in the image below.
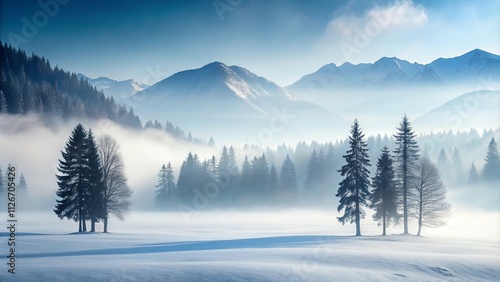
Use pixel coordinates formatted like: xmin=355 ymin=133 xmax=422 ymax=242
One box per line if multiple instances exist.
xmin=152 ymin=116 xmax=499 ymax=236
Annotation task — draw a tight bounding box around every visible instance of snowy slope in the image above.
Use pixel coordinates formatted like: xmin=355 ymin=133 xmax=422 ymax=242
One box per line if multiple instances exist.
xmin=78 ymin=73 xmax=149 ymax=100
xmin=414 ymin=90 xmax=500 ymax=132
xmin=4 ymin=210 xmax=500 ymax=282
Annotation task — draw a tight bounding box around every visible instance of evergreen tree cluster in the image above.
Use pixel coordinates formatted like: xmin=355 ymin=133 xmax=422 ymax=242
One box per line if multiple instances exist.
xmin=0 ymin=43 xmax=142 ymax=128
xmin=335 ymin=116 xmax=451 ymax=236
xmin=154 ymin=147 xmax=299 ymax=209
xmin=0 ymin=166 xmax=28 ymax=201
xmin=54 ymin=124 xmax=131 ymax=232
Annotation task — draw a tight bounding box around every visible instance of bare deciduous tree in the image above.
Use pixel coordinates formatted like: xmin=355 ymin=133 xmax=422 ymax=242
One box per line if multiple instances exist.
xmin=98 ymin=135 xmax=132 ymax=233
xmin=410 ymin=155 xmax=450 ymax=236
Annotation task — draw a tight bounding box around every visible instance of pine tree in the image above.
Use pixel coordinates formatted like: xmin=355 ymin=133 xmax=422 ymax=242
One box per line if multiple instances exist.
xmin=370 ymin=147 xmax=399 ymax=235
xmin=155 ymin=164 xmax=169 ymax=207
xmin=336 ymin=119 xmax=371 ymax=236
xmin=482 ymin=137 xmax=500 ymax=182
xmin=467 ymin=162 xmax=479 ymax=184
xmin=86 ymin=129 xmax=106 ymax=233
xmin=393 ymin=114 xmax=419 ymax=234
xmin=279 ymin=155 xmax=298 ymax=204
xmin=268 ymin=163 xmax=279 ymax=199
xmin=17 ymin=173 xmax=28 ymax=195
xmin=54 ymin=124 xmax=90 ymax=232
xmin=451 ymin=147 xmax=463 ymax=184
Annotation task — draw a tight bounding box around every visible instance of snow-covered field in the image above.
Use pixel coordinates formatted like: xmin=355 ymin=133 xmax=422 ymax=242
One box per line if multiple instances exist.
xmin=1 ymin=209 xmax=499 ymax=281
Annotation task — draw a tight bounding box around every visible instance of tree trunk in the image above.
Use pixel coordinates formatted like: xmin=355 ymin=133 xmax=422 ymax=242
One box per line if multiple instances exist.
xmin=403 ymin=161 xmax=408 ymax=234
xmin=103 ymin=217 xmax=108 ymax=233
xmin=355 ymin=188 xmax=361 ymax=236
xmin=382 ymin=211 xmax=386 ymax=236
xmin=417 ymin=191 xmax=423 ymax=236
xmin=90 ymin=219 xmax=96 ymax=232
xmin=82 ymin=219 xmax=87 ymax=232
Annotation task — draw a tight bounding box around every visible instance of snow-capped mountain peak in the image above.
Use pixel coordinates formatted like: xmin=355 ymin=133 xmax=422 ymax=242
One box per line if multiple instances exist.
xmin=77 ymin=73 xmax=149 ymax=100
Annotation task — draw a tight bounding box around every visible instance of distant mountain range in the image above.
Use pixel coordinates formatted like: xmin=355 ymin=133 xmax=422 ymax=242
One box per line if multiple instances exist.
xmin=77 ymin=74 xmax=149 ymax=101
xmin=287 ymin=49 xmax=500 ymax=93
xmin=128 ymin=62 xmax=344 ymax=143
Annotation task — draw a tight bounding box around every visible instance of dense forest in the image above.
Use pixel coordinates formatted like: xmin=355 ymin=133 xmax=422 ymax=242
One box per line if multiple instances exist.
xmin=0 ymin=42 xmax=141 ymax=128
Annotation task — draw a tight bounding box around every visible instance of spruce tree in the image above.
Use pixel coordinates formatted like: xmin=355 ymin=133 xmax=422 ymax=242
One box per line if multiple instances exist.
xmin=468 ymin=162 xmax=479 ymax=184
xmin=268 ymin=164 xmax=279 ymax=200
xmin=393 ymin=114 xmax=419 ymax=234
xmin=482 ymin=137 xmax=500 ymax=182
xmin=336 ymin=119 xmax=371 ymax=236
xmin=86 ymin=129 xmax=105 ymax=233
xmin=279 ymin=155 xmax=298 ymax=204
xmin=451 ymin=147 xmax=463 ymax=184
xmin=155 ymin=164 xmax=169 ymax=207
xmin=54 ymin=124 xmax=90 ymax=232
xmin=370 ymin=147 xmax=399 ymax=235
xmin=17 ymin=173 xmax=28 ymax=198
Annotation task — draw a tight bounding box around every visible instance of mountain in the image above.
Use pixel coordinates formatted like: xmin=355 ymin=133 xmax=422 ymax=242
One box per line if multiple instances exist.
xmin=77 ymin=74 xmax=149 ymax=101
xmin=287 ymin=49 xmax=499 ymax=93
xmin=414 ymin=90 xmax=500 ymax=132
xmin=130 ymin=62 xmax=345 ymax=143
xmin=429 ymin=49 xmax=500 ymax=85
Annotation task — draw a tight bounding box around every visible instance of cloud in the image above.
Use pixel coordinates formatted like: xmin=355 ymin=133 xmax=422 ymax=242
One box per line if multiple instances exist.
xmin=328 ymin=0 xmax=428 ymax=37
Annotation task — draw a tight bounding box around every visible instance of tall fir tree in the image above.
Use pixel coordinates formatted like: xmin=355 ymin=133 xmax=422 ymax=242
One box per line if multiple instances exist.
xmin=85 ymin=129 xmax=106 ymax=233
xmin=451 ymin=147 xmax=463 ymax=184
xmin=370 ymin=147 xmax=399 ymax=235
xmin=268 ymin=163 xmax=279 ymax=200
xmin=17 ymin=173 xmax=28 ymax=197
xmin=468 ymin=162 xmax=479 ymax=184
xmin=279 ymin=155 xmax=298 ymax=204
xmin=54 ymin=124 xmax=90 ymax=232
xmin=482 ymin=137 xmax=500 ymax=182
xmin=393 ymin=114 xmax=419 ymax=234
xmin=155 ymin=164 xmax=169 ymax=207
xmin=336 ymin=119 xmax=371 ymax=236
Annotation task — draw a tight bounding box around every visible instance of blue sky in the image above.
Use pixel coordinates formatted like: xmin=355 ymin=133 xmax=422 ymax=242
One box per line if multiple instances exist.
xmin=1 ymin=0 xmax=498 ymax=86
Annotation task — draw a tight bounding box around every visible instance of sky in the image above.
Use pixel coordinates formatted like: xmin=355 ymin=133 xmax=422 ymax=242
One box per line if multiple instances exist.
xmin=0 ymin=0 xmax=499 ymax=86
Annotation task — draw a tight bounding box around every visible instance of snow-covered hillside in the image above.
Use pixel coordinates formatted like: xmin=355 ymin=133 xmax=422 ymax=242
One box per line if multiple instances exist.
xmin=5 ymin=209 xmax=500 ymax=282
xmin=414 ymin=90 xmax=500 ymax=132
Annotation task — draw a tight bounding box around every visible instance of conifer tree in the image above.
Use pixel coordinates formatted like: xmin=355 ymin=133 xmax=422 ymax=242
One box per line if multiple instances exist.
xmin=86 ymin=129 xmax=106 ymax=233
xmin=336 ymin=119 xmax=371 ymax=236
xmin=482 ymin=137 xmax=500 ymax=182
xmin=54 ymin=124 xmax=90 ymax=232
xmin=393 ymin=114 xmax=419 ymax=234
xmin=370 ymin=147 xmax=399 ymax=235
xmin=279 ymin=155 xmax=298 ymax=204
xmin=468 ymin=162 xmax=479 ymax=184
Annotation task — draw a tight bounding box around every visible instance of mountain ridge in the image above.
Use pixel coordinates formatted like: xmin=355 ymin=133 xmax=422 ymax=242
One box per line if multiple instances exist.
xmin=287 ymin=49 xmax=500 ymax=92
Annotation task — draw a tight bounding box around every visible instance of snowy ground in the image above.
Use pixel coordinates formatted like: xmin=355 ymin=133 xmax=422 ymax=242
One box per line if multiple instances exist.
xmin=1 ymin=209 xmax=499 ymax=281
